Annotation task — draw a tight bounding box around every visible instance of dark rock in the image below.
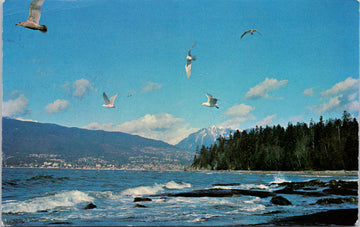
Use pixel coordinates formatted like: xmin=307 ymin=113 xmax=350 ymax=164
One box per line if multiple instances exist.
xmin=274 ymin=186 xmax=326 ymax=197
xmin=134 ymin=204 xmax=146 ymax=208
xmin=212 ymin=183 xmax=241 ymax=187
xmin=273 ymin=180 xmax=333 ymax=197
xmin=37 ymin=210 xmax=48 ymax=213
xmin=306 ymin=179 xmax=326 ymax=187
xmin=271 ymin=209 xmax=358 ymax=226
xmin=271 ymin=196 xmax=292 ymax=205
xmin=165 ymin=188 xmax=274 ymax=198
xmin=49 ymin=222 xmax=73 ymax=225
xmin=276 ymin=179 xmax=327 ymax=189
xmin=274 ymin=185 xmax=295 ymax=194
xmin=84 ymin=202 xmax=97 ymax=210
xmin=134 ymin=197 xmax=152 ymax=202
xmin=323 ymin=180 xmax=358 ymax=196
xmin=315 ymin=197 xmax=357 ymax=205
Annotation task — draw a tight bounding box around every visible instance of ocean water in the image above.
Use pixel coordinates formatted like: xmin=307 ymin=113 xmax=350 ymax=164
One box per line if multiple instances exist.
xmin=2 ymin=168 xmax=358 ymax=226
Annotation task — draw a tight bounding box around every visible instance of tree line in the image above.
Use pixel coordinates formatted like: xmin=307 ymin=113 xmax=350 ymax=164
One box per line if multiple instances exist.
xmin=191 ymin=111 xmax=358 ymax=171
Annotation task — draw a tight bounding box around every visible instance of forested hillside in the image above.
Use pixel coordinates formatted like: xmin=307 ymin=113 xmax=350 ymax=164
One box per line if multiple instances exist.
xmin=191 ymin=111 xmax=358 ymax=171
xmin=2 ymin=118 xmax=193 ymax=170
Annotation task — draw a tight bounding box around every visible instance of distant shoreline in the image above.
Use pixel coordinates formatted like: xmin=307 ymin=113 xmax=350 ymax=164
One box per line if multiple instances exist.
xmin=188 ymin=169 xmax=359 ymax=176
xmin=2 ymin=167 xmax=358 ymax=176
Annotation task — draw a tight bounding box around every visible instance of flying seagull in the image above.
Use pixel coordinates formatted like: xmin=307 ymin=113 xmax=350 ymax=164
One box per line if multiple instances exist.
xmin=185 ymin=42 xmax=197 ymax=78
xmin=102 ymin=92 xmax=118 ymax=108
xmin=240 ymin=29 xmax=261 ymax=39
xmin=201 ymin=93 xmax=219 ymax=109
xmin=16 ymin=0 xmax=47 ymax=33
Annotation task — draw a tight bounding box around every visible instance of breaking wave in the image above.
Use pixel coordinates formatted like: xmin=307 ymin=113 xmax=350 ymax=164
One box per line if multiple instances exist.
xmin=121 ymin=183 xmax=164 ymax=196
xmin=164 ymin=181 xmax=191 ymax=190
xmin=2 ymin=190 xmax=93 ymax=214
xmin=270 ymin=175 xmax=290 ymax=184
xmin=121 ymin=181 xmax=192 ymax=197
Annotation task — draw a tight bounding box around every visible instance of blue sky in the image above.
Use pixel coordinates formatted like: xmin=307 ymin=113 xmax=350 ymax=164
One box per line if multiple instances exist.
xmin=3 ymin=0 xmax=359 ymax=144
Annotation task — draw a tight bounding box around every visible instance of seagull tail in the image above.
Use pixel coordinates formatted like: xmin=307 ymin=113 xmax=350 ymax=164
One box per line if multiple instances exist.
xmin=40 ymin=25 xmax=47 ymax=33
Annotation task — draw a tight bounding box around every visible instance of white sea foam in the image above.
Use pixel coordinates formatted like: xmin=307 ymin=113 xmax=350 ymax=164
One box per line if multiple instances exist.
xmin=243 ymin=197 xmax=261 ymax=204
xmin=121 ymin=181 xmax=192 ymax=197
xmin=211 ymin=186 xmax=232 ymax=190
xmin=242 ymin=204 xmax=265 ymax=212
xmin=90 ymin=190 xmax=114 ymax=199
xmin=121 ymin=183 xmax=164 ymax=196
xmin=270 ymin=175 xmax=289 ymax=184
xmin=241 ymin=184 xmax=269 ymax=190
xmin=207 ymin=198 xmax=235 ymax=206
xmin=2 ymin=190 xmax=93 ymax=213
xmin=165 ymin=181 xmax=191 ymax=190
xmin=226 ymin=202 xmax=266 ymax=214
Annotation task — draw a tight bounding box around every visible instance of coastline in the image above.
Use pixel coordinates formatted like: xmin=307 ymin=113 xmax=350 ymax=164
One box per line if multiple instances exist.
xmin=2 ymin=167 xmax=359 ymax=176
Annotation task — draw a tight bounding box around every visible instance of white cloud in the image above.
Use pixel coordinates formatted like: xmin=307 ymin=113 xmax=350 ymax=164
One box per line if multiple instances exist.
xmin=309 ymin=77 xmax=359 ymax=114
xmin=312 ymin=95 xmax=342 ymax=114
xmin=114 ymin=113 xmax=198 ymax=144
xmin=217 ymin=116 xmax=252 ymax=129
xmin=16 ymin=118 xmax=38 ymax=122
xmin=225 ymin=103 xmax=254 ymax=117
xmin=256 ymin=114 xmax=277 ymax=127
xmin=303 ymin=87 xmax=315 ymax=96
xmin=72 ymin=78 xmax=93 ymax=98
xmin=245 ymin=77 xmax=288 ymax=99
xmin=321 ymin=77 xmax=358 ymax=97
xmin=345 ymin=100 xmax=359 ymax=112
xmin=83 ymin=122 xmax=115 ymax=131
xmin=82 ymin=113 xmax=198 ymax=145
xmin=142 ymin=81 xmax=162 ymax=93
xmin=3 ymin=94 xmax=29 ymax=117
xmin=45 ymin=99 xmax=70 ymax=114
xmin=218 ymin=103 xmax=255 ymax=129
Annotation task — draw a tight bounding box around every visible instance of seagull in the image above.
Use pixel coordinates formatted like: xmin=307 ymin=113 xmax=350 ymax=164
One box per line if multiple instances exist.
xmin=185 ymin=42 xmax=197 ymax=78
xmin=201 ymin=93 xmax=219 ymax=109
xmin=240 ymin=29 xmax=261 ymax=39
xmin=102 ymin=92 xmax=118 ymax=108
xmin=16 ymin=0 xmax=47 ymax=33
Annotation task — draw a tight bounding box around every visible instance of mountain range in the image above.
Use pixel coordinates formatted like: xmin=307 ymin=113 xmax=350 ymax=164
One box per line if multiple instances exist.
xmin=176 ymin=126 xmax=237 ymax=152
xmin=2 ymin=118 xmax=193 ymax=170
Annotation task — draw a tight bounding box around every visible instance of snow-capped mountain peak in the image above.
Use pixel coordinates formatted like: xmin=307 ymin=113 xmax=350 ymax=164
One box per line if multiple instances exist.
xmin=176 ymin=126 xmax=237 ymax=152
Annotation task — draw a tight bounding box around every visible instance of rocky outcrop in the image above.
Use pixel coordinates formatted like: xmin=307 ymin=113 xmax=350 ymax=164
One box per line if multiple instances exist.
xmin=134 ymin=197 xmax=152 ymax=202
xmin=275 ymin=179 xmax=327 ymax=189
xmin=164 ymin=188 xmax=274 ymax=198
xmin=322 ymin=180 xmax=358 ymax=196
xmin=84 ymin=203 xmax=97 ymax=210
xmin=270 ymin=196 xmax=292 ymax=205
xmin=274 ymin=186 xmax=326 ymax=197
xmin=271 ymin=209 xmax=358 ymax=226
xmin=315 ymin=197 xmax=357 ymax=205
xmin=273 ymin=179 xmax=357 ymax=196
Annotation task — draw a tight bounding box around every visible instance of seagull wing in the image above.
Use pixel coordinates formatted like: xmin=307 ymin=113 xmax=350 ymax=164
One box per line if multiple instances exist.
xmin=206 ymin=93 xmax=214 ymax=102
xmin=187 ymin=42 xmax=197 ymax=56
xmin=109 ymin=93 xmax=118 ymax=105
xmin=28 ymin=0 xmax=44 ymax=24
xmin=254 ymin=29 xmax=262 ymax=36
xmin=103 ymin=92 xmax=110 ymax=104
xmin=209 ymin=97 xmax=218 ymax=106
xmin=240 ymin=30 xmax=250 ymax=39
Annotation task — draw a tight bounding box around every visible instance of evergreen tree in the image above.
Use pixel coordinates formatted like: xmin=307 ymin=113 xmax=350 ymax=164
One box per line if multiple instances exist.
xmin=191 ymin=112 xmax=359 ymax=171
